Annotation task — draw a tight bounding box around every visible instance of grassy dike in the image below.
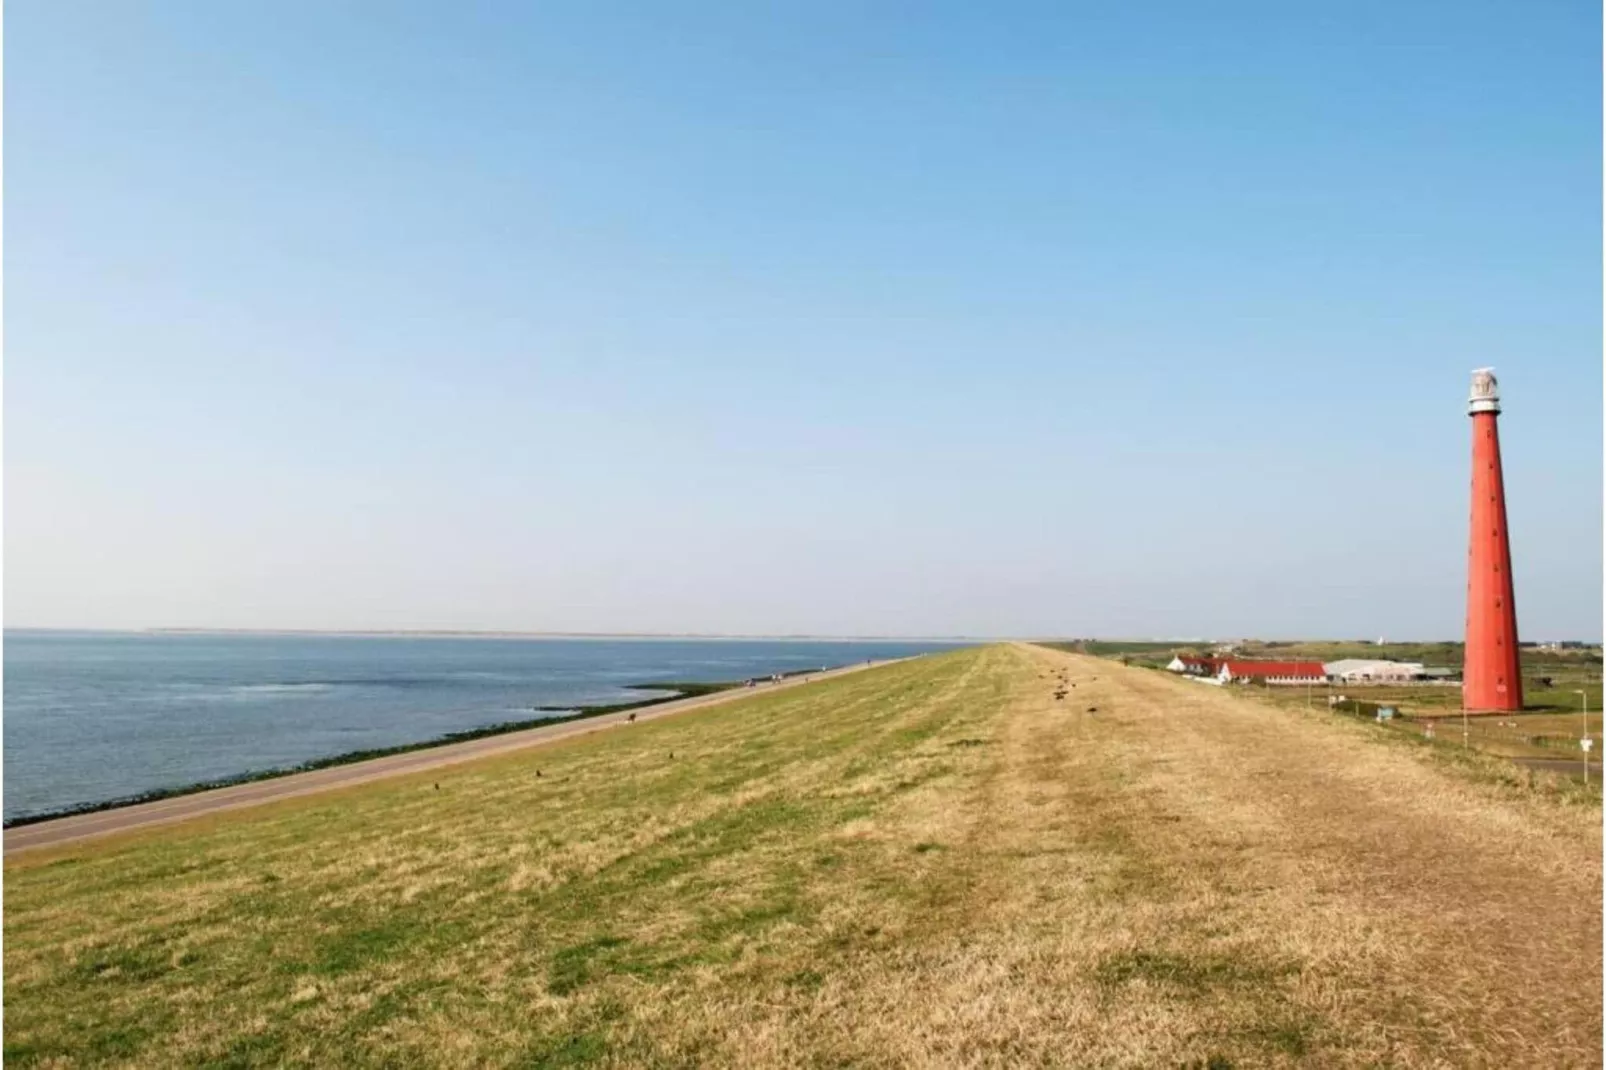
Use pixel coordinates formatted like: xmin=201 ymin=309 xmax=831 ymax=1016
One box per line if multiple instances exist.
xmin=5 ymin=645 xmax=1600 ymax=1068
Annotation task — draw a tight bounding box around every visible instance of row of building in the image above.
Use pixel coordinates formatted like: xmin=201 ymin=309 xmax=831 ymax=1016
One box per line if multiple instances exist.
xmin=1165 ymin=656 xmax=1456 ymax=686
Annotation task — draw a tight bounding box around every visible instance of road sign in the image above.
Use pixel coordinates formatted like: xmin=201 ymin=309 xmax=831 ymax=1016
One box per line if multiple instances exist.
xmin=1581 ymin=738 xmax=1593 ymax=753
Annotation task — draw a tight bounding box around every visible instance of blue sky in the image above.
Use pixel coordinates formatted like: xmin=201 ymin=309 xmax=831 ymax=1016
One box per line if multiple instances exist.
xmin=7 ymin=1 xmax=1601 ymax=638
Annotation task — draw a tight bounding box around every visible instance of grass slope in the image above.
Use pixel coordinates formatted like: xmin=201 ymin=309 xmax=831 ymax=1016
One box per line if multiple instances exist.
xmin=5 ymin=645 xmax=1600 ymax=1068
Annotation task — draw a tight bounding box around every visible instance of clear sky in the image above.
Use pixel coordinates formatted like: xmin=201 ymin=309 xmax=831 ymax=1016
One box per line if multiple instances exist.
xmin=7 ymin=1 xmax=1601 ymax=639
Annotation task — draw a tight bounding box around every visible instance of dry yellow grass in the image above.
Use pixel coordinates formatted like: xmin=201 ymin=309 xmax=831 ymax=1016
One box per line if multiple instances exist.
xmin=5 ymin=644 xmax=1600 ymax=1067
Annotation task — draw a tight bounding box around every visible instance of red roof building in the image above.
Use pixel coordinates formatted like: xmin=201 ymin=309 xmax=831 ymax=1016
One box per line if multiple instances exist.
xmin=1215 ymin=659 xmax=1326 ymax=684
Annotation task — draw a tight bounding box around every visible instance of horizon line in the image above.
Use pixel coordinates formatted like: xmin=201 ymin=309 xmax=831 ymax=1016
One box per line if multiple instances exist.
xmin=7 ymin=627 xmax=1587 ymax=644
xmin=5 ymin=626 xmax=989 ymax=642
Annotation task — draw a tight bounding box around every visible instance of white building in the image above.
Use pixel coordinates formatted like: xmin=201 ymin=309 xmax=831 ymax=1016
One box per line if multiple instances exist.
xmin=1322 ymin=659 xmax=1425 ymax=683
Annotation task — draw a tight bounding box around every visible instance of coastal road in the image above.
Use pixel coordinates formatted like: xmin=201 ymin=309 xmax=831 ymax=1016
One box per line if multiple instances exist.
xmin=4 ymin=657 xmax=909 ymax=856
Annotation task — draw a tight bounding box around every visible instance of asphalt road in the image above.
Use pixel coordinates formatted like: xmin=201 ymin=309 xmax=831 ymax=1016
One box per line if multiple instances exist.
xmin=4 ymin=657 xmax=904 ymax=856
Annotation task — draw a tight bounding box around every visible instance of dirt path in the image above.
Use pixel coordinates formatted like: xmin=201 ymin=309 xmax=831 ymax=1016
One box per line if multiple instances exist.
xmin=997 ymin=643 xmax=1603 ymax=1065
xmin=3 ymin=657 xmax=906 ymax=856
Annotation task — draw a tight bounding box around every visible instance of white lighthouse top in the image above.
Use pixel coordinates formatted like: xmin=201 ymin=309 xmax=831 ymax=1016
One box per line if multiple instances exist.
xmin=1468 ymin=368 xmax=1501 ymax=415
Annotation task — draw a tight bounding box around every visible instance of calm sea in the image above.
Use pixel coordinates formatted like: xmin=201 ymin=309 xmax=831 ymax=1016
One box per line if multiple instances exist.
xmin=3 ymin=631 xmax=963 ymax=821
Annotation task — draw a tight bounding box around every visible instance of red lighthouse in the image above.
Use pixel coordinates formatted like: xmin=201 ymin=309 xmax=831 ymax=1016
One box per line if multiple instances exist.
xmin=1463 ymin=368 xmax=1522 ymax=712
